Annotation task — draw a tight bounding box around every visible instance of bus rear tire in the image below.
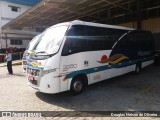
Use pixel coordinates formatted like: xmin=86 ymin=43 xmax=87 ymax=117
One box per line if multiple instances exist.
xmin=70 ymin=76 xmax=85 ymax=95
xmin=134 ymin=63 xmax=141 ymax=74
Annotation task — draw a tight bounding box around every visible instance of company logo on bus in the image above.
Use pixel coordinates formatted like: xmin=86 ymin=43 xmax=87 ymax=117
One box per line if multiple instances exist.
xmin=97 ymin=55 xmax=108 ymax=63
xmin=98 ymin=54 xmax=129 ymax=64
xmin=138 ymin=51 xmax=151 ymax=56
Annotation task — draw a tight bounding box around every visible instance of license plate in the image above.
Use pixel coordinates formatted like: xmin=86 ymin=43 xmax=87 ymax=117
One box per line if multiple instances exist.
xmin=28 ymin=75 xmax=34 ymax=81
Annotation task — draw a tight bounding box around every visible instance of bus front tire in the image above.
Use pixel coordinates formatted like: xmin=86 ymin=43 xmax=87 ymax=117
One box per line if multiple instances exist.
xmin=70 ymin=77 xmax=84 ymax=95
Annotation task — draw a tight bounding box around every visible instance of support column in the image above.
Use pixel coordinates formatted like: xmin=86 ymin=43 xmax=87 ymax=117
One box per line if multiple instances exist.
xmin=5 ymin=33 xmax=7 ymax=50
xmin=136 ymin=0 xmax=141 ymax=29
xmin=107 ymin=8 xmax=111 ymax=24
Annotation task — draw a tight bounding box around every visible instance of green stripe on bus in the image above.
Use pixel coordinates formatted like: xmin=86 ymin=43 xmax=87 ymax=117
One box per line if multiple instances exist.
xmin=64 ymin=56 xmax=154 ymax=79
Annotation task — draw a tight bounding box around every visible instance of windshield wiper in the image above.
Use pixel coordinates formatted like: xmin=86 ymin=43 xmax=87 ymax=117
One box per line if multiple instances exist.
xmin=36 ymin=51 xmax=48 ymax=55
xmin=35 ymin=51 xmax=54 ymax=57
xmin=30 ymin=50 xmax=58 ymax=60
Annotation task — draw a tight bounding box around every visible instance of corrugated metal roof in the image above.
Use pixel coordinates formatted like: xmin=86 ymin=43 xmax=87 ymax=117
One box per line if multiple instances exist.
xmin=3 ymin=0 xmax=133 ymax=29
xmin=0 ymin=0 xmax=42 ymax=6
xmin=2 ymin=0 xmax=160 ymax=31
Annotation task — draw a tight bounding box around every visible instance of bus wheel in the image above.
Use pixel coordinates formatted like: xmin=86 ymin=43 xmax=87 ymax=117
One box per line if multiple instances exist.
xmin=70 ymin=77 xmax=84 ymax=95
xmin=134 ymin=63 xmax=141 ymax=74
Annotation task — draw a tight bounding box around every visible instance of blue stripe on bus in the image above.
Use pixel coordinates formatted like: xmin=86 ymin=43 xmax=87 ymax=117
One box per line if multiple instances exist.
xmin=27 ymin=65 xmax=44 ymax=70
xmin=64 ymin=56 xmax=154 ymax=79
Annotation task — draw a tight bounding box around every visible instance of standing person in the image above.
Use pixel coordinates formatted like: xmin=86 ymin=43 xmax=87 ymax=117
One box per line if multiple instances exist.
xmin=5 ymin=50 xmax=13 ymax=75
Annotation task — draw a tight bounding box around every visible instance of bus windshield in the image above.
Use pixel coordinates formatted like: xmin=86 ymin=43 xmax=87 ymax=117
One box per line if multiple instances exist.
xmin=26 ymin=34 xmax=41 ymax=51
xmin=34 ymin=25 xmax=68 ymax=55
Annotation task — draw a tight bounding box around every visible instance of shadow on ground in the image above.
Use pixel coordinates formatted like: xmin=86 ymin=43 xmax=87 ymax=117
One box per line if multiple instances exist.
xmin=36 ymin=65 xmax=160 ymax=112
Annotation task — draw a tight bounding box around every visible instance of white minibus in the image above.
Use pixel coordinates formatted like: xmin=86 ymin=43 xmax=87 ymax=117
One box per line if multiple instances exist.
xmin=26 ymin=20 xmax=154 ymax=95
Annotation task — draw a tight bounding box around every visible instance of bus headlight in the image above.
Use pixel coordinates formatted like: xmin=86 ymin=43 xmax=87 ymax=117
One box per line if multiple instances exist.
xmin=42 ymin=69 xmax=56 ymax=76
xmin=27 ymin=68 xmax=40 ymax=76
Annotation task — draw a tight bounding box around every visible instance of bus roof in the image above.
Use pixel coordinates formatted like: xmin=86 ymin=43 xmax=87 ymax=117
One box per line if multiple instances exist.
xmin=71 ymin=20 xmax=134 ymax=30
xmin=46 ymin=20 xmax=134 ymax=32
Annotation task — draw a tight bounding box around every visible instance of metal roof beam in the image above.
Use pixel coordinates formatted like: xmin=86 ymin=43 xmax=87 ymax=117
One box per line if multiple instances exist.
xmin=102 ymin=0 xmax=133 ymax=12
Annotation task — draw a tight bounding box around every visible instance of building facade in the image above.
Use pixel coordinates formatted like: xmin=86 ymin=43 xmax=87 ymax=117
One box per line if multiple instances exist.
xmin=0 ymin=0 xmax=41 ymax=51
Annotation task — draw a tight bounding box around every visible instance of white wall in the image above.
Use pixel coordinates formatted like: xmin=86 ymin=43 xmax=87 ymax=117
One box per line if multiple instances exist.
xmin=0 ymin=1 xmax=31 ymax=27
xmin=8 ymin=39 xmax=31 ymax=48
xmin=0 ymin=1 xmax=32 ymax=49
xmin=0 ymin=38 xmax=32 ymax=49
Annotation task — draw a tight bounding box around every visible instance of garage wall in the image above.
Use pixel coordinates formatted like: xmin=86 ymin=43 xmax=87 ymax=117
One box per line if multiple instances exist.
xmin=117 ymin=17 xmax=160 ymax=51
xmin=117 ymin=21 xmax=137 ymax=29
xmin=117 ymin=17 xmax=160 ymax=33
xmin=142 ymin=17 xmax=160 ymax=33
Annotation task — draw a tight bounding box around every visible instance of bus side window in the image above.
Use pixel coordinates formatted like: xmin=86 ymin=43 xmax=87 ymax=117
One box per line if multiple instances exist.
xmin=62 ymin=25 xmax=86 ymax=56
xmin=142 ymin=31 xmax=153 ymax=49
xmin=134 ymin=31 xmax=149 ymax=50
xmin=85 ymin=27 xmax=125 ymax=51
xmin=127 ymin=30 xmax=152 ymax=51
xmin=85 ymin=26 xmax=103 ymax=51
xmin=101 ymin=28 xmax=116 ymax=50
xmin=128 ymin=34 xmax=134 ymax=49
xmin=110 ymin=29 xmax=129 ymax=50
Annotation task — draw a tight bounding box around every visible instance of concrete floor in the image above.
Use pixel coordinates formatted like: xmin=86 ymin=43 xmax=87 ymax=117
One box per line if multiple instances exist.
xmin=0 ymin=64 xmax=160 ymax=119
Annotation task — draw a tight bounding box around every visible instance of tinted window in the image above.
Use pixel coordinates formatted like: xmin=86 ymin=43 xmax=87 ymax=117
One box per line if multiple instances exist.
xmin=127 ymin=31 xmax=138 ymax=49
xmin=62 ymin=25 xmax=87 ymax=56
xmin=85 ymin=26 xmax=103 ymax=51
xmin=62 ymin=25 xmax=129 ymax=55
xmin=140 ymin=31 xmax=154 ymax=49
xmin=101 ymin=28 xmax=128 ymax=50
xmin=86 ymin=26 xmax=128 ymax=51
xmin=127 ymin=30 xmax=153 ymax=50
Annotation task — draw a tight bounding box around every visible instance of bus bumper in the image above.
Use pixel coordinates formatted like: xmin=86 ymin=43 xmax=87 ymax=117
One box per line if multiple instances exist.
xmin=28 ymin=73 xmax=60 ymax=94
